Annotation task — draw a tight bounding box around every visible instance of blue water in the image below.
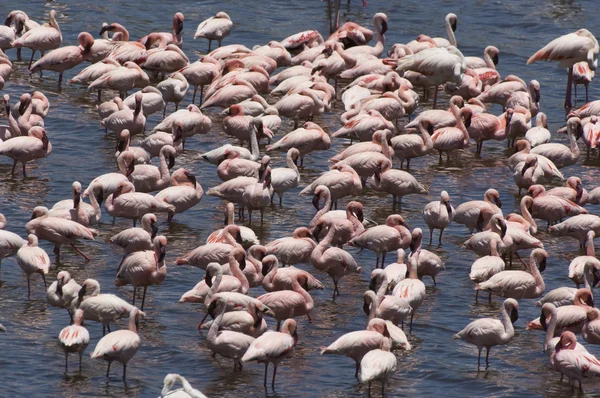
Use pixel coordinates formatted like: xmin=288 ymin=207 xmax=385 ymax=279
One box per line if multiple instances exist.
xmin=0 ymin=0 xmax=599 ymax=396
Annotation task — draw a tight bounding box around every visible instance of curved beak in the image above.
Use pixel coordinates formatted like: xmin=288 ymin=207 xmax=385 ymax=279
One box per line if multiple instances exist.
xmin=521 ymin=160 xmax=533 ymax=176
xmin=126 ymin=160 xmax=135 ymax=177
xmin=187 ymin=172 xmax=197 ymax=187
xmin=499 ymin=219 xmax=507 ymax=238
xmin=176 ymin=19 xmax=184 ymax=35
xmin=510 ymin=308 xmax=519 ymax=324
xmin=158 ymin=243 xmax=166 ymax=262
xmin=168 ymin=155 xmax=176 ymax=169
xmin=363 ymin=298 xmax=370 ymax=316
xmin=205 ymin=269 xmax=213 ymax=288
xmin=492 ymin=53 xmax=499 ymax=66
xmin=312 ymin=194 xmax=320 ymax=210
xmin=380 ymin=20 xmax=388 ymax=35
xmin=77 ymin=284 xmax=87 ymax=301
xmin=73 ymin=191 xmax=81 ymax=209
xmin=150 ymin=221 xmax=158 ymax=239
xmin=494 ymin=197 xmax=502 ymax=208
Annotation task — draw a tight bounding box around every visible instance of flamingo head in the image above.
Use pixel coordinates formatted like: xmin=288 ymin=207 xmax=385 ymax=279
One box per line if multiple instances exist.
xmin=18 ymin=93 xmax=31 ymax=115
xmin=78 ymin=32 xmax=95 ymax=54
xmin=409 ymin=228 xmax=423 ymax=252
xmin=183 ymin=169 xmax=197 ymax=187
xmin=174 ymin=12 xmax=184 ymax=34
xmin=505 ymin=298 xmax=519 ymax=323
xmin=555 ymin=331 xmax=578 ymax=352
xmin=587 ymin=308 xmax=600 ymax=322
xmin=447 ymin=13 xmax=458 ymax=32
xmin=521 ymin=155 xmax=537 ymax=176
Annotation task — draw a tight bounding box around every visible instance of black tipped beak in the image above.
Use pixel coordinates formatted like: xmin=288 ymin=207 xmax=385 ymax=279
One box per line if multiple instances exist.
xmin=151 ymin=222 xmax=158 ymax=239
xmin=96 ymin=190 xmax=104 ymax=206
xmin=476 ymin=212 xmax=485 ymax=232
xmin=510 ymin=308 xmax=519 ymax=324
xmin=168 ymin=155 xmax=175 ymax=169
xmin=205 ymin=269 xmax=213 ymax=288
xmin=117 ymin=139 xmax=127 ymax=153
xmin=521 ymin=161 xmax=532 ymax=176
xmin=78 ymin=284 xmax=87 ymax=301
xmin=159 ymin=244 xmax=166 ymax=262
xmin=369 ymin=277 xmax=377 ymax=292
xmin=261 ymin=262 xmax=271 ymax=277
xmin=492 ymin=54 xmax=499 ymax=66
xmin=236 ymin=231 xmax=243 ymax=244
xmin=587 ymin=297 xmax=595 ymax=307
xmin=312 ymin=194 xmax=320 ymax=210
xmin=126 ymin=161 xmax=135 ymax=177
xmin=99 ymin=25 xmax=112 ymax=36
xmin=56 ymin=279 xmax=64 ymax=296
xmin=534 ymin=91 xmax=541 ymax=103
xmin=176 ymin=20 xmax=184 ymax=35
xmin=451 ymin=20 xmax=457 ymax=32
xmin=495 ymin=197 xmax=502 ymax=208
xmin=4 ymin=17 xmax=11 ymax=27
xmin=499 ymin=220 xmax=507 ymax=238
xmin=381 ymin=20 xmax=388 ymax=35
xmin=538 ymin=257 xmax=546 ymax=272
xmin=187 ymin=173 xmax=197 ymax=187
xmin=576 ymin=183 xmax=583 ymax=203
xmin=363 ymin=298 xmax=370 ymax=316
xmin=576 ymin=124 xmax=584 ymax=140
xmin=73 ymin=192 xmax=81 ymax=209
xmin=540 ymin=310 xmax=547 ymax=330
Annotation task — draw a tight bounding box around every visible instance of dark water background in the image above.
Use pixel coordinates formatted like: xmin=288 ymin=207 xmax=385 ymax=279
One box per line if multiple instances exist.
xmin=0 ymin=0 xmax=599 ymax=396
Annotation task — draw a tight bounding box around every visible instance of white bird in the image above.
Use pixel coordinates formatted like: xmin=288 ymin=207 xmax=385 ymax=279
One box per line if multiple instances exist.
xmin=46 ymin=271 xmax=81 ymax=322
xmin=359 ymin=339 xmax=397 ymax=397
xmin=270 ymin=148 xmax=300 ymax=205
xmin=454 ymin=298 xmax=519 ymax=370
xmin=90 ymin=307 xmax=144 ymax=379
xmin=194 ymin=12 xmax=233 ymax=51
xmin=59 ymin=309 xmax=90 ymax=372
xmin=160 ymin=374 xmax=207 ymax=398
xmin=422 ymin=190 xmax=454 ymax=246
xmin=157 ymin=72 xmax=189 ymax=117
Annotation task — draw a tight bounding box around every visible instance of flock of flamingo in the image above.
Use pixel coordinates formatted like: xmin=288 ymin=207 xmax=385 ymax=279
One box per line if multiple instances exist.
xmin=1 ymin=4 xmax=600 ymax=397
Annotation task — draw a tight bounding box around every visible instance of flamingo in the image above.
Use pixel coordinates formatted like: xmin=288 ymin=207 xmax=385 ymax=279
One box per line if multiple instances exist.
xmin=423 ymin=191 xmax=454 ymax=246
xmin=364 ymin=280 xmax=412 ymax=328
xmin=430 ymin=102 xmax=471 ymax=161
xmin=583 ymin=308 xmax=600 ymax=346
xmin=367 ymin=158 xmax=428 ymax=205
xmin=153 ymin=105 xmax=211 ymax=149
xmin=58 ymin=309 xmax=90 ymax=373
xmin=100 ymin=23 xmax=148 ymax=64
xmin=70 ymin=59 xmax=121 ymax=99
xmin=16 ymin=234 xmax=49 ymax=298
xmin=46 ymin=271 xmax=81 ymax=322
xmin=521 ymin=193 xmax=587 ymax=228
xmin=310 ymin=193 xmax=364 ymax=246
xmin=109 ymin=213 xmax=157 ymax=253
xmin=349 ymin=215 xmax=411 ymax=268
xmin=160 ymin=374 xmax=207 ymax=398
xmin=89 ymin=62 xmax=149 ymax=100
xmin=311 ymin=226 xmax=361 ymax=297
xmin=453 ymin=188 xmax=502 ymax=233
xmin=11 ymin=10 xmax=61 ymax=68
xmin=128 ymin=145 xmax=177 ymax=193
xmin=223 ymin=106 xmax=272 ymax=144
xmin=105 ymin=181 xmax=175 ymax=226
xmin=469 ymin=238 xmax=505 ymax=300
xmin=333 ymin=110 xmax=395 ymax=142
xmin=330 ymin=130 xmax=394 ymax=164
xmin=267 ymin=122 xmax=330 ymax=165
xmin=176 ymin=225 xmax=242 ymax=269
xmin=552 ymin=331 xmax=600 ymax=391
xmin=321 ymin=318 xmax=391 ymax=378
xmin=265 ymin=228 xmax=316 ymax=266
xmin=527 ymin=29 xmax=599 ymax=109
xmin=453 ymin=298 xmax=519 ymax=370
xmin=242 ymin=318 xmax=298 ymax=388
xmin=206 ymin=202 xmax=259 ymax=248
xmin=0 ymin=126 xmax=51 ymax=177
xmin=359 ymin=338 xmax=396 ymax=397
xmin=391 ymin=119 xmax=433 ymax=169
xmin=179 ymin=56 xmax=221 ymax=104
xmin=115 ymin=236 xmax=167 ymax=310
xmin=157 ymin=72 xmax=189 ymax=116
xmin=205 ymin=297 xmax=256 ymax=370
xmin=549 ymin=214 xmax=600 ymax=247
xmin=466 ymin=46 xmax=499 ymax=69
xmin=300 ymin=163 xmax=362 ymax=208
xmin=257 ymin=273 xmax=313 ymax=330
xmin=29 ymin=31 xmax=94 ymax=85
xmin=101 ymin=91 xmax=146 ymax=135
xmin=525 ymin=112 xmax=551 ymax=147
xmin=409 ymin=228 xmax=445 ymax=285
xmin=123 ymin=87 xmax=165 ymax=117
xmin=530 ymin=116 xmax=582 ymax=168
xmin=115 ymin=130 xmax=151 ymax=165
xmin=72 ymin=279 xmax=138 ymax=336
xmin=154 ymin=168 xmax=203 ymax=222
xmin=194 ymin=12 xmax=233 ymax=51
xmin=476 ymin=249 xmax=548 ymax=299
xmin=90 ymin=307 xmax=144 ymax=379
xmin=139 ymin=12 xmax=184 ymax=48
xmin=0 ymin=214 xmax=26 ymax=265
xmin=261 ymin=255 xmax=324 ymax=292
xmin=270 ymin=148 xmax=300 ymax=205
xmin=26 ymin=206 xmax=97 ymax=262
xmin=542 ymin=303 xmax=590 ymax=357
xmin=573 ymin=61 xmax=595 ymax=104
xmin=392 ymin=253 xmax=426 ymax=330
xmin=527 ymin=288 xmax=594 ymax=335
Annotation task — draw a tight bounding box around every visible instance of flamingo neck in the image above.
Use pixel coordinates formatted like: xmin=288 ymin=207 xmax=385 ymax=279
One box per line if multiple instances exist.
xmin=587 ymin=235 xmax=596 ymax=256
xmin=249 ymin=128 xmax=260 ymax=160
xmin=501 ymin=304 xmax=515 ymax=340
xmin=208 ymin=305 xmax=226 ymax=341
xmin=293 ymin=280 xmax=313 ymax=311
xmin=286 ymin=153 xmax=299 ymax=175
xmin=375 ymin=275 xmax=388 ymax=298
xmin=88 ymin=186 xmax=102 ymax=222
xmin=490 ymin=239 xmax=500 ymax=257
xmin=309 ymin=192 xmax=332 ymax=228
xmin=520 ymin=199 xmax=537 ymax=234
xmin=128 ymin=312 xmax=138 ymax=333
xmin=158 ymin=150 xmax=171 ymax=185
xmin=484 ymin=49 xmax=495 ymax=69
xmin=529 ymin=254 xmax=545 ymax=296
xmin=229 ymin=256 xmax=249 ymax=292
xmin=446 ymin=18 xmax=456 ymax=46
xmin=262 ymin=260 xmax=277 ymax=290
xmin=544 ymin=307 xmax=557 ymax=352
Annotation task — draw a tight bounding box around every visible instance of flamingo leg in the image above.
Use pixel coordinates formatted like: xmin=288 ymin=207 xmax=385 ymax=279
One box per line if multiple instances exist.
xmin=70 ymin=243 xmax=90 ymax=262
xmin=272 ymin=364 xmax=277 ymax=388
xmin=276 ymin=321 xmax=281 ymax=331
xmin=132 ymin=287 xmax=137 ymax=306
xmin=429 ymin=228 xmax=433 ymax=246
xmin=64 ymin=353 xmax=68 ymax=372
xmin=354 ymin=361 xmax=359 ymax=378
xmin=433 ymin=85 xmax=439 ymax=109
xmin=263 ymin=362 xmax=269 ymax=387
xmin=122 ymin=363 xmax=127 ymax=379
xmin=565 ymin=67 xmax=573 ymax=110
xmin=106 ymin=361 xmax=111 ymax=377
xmin=200 ymin=86 xmax=205 ymax=105
xmin=438 ymin=228 xmax=445 ymax=247
xmin=28 ymin=50 xmax=35 ymax=68
xmin=140 ymin=286 xmax=148 ymax=311
xmin=42 ymin=273 xmax=47 ymax=289
xmin=477 ymin=347 xmax=482 ymax=371
xmin=485 ymin=347 xmax=491 ymax=369
xmin=27 ymin=275 xmax=31 ymax=298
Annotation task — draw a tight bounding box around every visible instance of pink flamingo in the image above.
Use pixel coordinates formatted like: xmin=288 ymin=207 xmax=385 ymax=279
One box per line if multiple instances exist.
xmin=206 ymin=202 xmax=259 ymax=248
xmin=59 ymin=309 xmax=90 ymax=372
xmin=176 ymin=225 xmax=242 ymax=269
xmin=115 ymin=235 xmax=167 ymax=310
xmin=0 ymin=126 xmax=51 ymax=177
xmin=453 ymin=188 xmax=502 ymax=233
xmin=104 ymin=181 xmax=175 ymax=226
xmin=138 ymin=12 xmax=184 ymax=48
xmin=527 ymin=29 xmax=598 ymax=109
xmin=90 ymin=307 xmax=144 ymax=379
xmin=267 ymin=122 xmax=330 ymax=165
xmin=155 ymin=168 xmax=203 ymax=222
xmin=261 ymin=255 xmax=324 ymax=292
xmin=30 ymin=32 xmax=94 ymax=85
xmin=423 ymin=190 xmax=454 ymax=246
xmin=109 ymin=213 xmax=157 ymax=254
xmin=194 ymin=12 xmax=233 ymax=51
xmin=430 ymin=102 xmax=472 ymax=161
xmin=242 ymin=318 xmax=298 ymax=388
xmin=26 ymin=206 xmax=97 ymax=262
xmin=100 ymin=23 xmax=147 ymax=64
xmin=179 ymin=56 xmax=221 ymax=104
xmin=265 ymin=228 xmax=316 ymax=266
xmin=300 ymin=163 xmax=362 ymax=208
xmin=367 ymin=158 xmax=428 ymax=205
xmin=16 ymin=234 xmax=49 ymax=298
xmin=552 ymin=331 xmax=600 ymax=390
xmin=257 ymin=277 xmax=313 ymax=330
xmin=311 ymin=226 xmax=362 ymax=297
xmin=47 ymin=271 xmax=81 ymax=322
xmin=12 ymin=10 xmax=61 ymax=68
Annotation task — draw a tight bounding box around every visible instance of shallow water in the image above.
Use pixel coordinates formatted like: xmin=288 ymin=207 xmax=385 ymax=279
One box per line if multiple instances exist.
xmin=0 ymin=0 xmax=600 ymax=396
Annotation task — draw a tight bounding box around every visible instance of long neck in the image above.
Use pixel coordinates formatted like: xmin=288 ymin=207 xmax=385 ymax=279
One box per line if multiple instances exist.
xmin=262 ymin=261 xmax=277 ymax=290
xmin=128 ymin=313 xmax=138 ymax=332
xmin=408 ymin=258 xmax=419 ymax=279
xmin=347 ymin=210 xmax=364 ymax=237
xmin=206 ymin=271 xmax=222 ymax=303
xmin=293 ymin=280 xmax=313 ymax=311
xmin=568 ymin=128 xmax=580 ymax=157
xmin=366 ymin=291 xmax=377 ymax=323
xmin=587 ymin=235 xmax=596 ymax=256
xmin=544 ymin=308 xmax=557 ymax=351
xmin=484 ymin=48 xmax=495 ymax=69
xmin=520 ymin=199 xmax=537 ymax=234
xmin=229 ymin=257 xmax=249 ymax=292
xmin=249 ymin=128 xmax=259 ymax=159
xmin=446 ymin=18 xmax=456 ymax=46
xmin=490 ymin=239 xmax=500 ymax=257
xmin=583 ymin=263 xmax=593 ymax=290
xmin=222 ymin=229 xmax=237 ymax=245
xmin=158 ymin=151 xmax=171 ymax=184
xmin=373 ymin=22 xmax=385 ymax=54
xmin=529 ymin=255 xmax=545 ymax=295
xmin=310 ymin=192 xmax=332 ymax=228
xmin=376 ymin=275 xmax=388 ymax=298
xmin=336 ymin=47 xmax=357 ymax=67
xmin=88 ymin=187 xmax=102 ymax=222
xmin=7 ymin=108 xmax=20 ymax=137
xmin=418 ymin=123 xmax=433 ymax=150
xmin=49 ymin=13 xmax=61 ymax=34
xmin=286 ymin=153 xmax=299 ymax=175
xmin=500 ymin=305 xmax=514 ymax=340
xmin=208 ymin=305 xmax=225 ymax=341
xmin=452 ymin=105 xmax=469 ymax=144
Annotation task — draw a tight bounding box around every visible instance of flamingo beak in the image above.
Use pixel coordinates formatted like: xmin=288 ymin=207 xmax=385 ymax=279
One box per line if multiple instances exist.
xmin=168 ymin=155 xmax=175 ymax=169
xmin=521 ymin=161 xmax=533 ymax=176
xmin=540 ymin=310 xmax=547 ymax=330
xmin=576 ymin=182 xmax=583 ymax=203
xmin=176 ymin=20 xmax=184 ymax=35
xmin=187 ymin=173 xmax=197 ymax=186
xmin=158 ymin=244 xmax=166 ymax=262
xmin=56 ymin=278 xmax=64 ymax=296
xmin=312 ymin=194 xmax=320 ymax=210
xmin=363 ymin=298 xmax=370 ymax=315
xmin=510 ymin=308 xmax=519 ymax=324
xmin=77 ymin=284 xmax=87 ymax=301
xmin=494 ymin=197 xmax=502 ymax=208
xmin=151 ymin=221 xmax=158 ymax=239
xmin=368 ymin=277 xmax=377 ymax=292
xmin=492 ymin=53 xmax=499 ymax=66
xmin=99 ymin=24 xmax=113 ymax=37
xmin=116 ymin=138 xmax=127 ymax=153
xmin=126 ymin=160 xmax=135 ymax=177
xmin=380 ymin=20 xmax=388 ymax=35
xmin=205 ymin=269 xmax=213 ymax=288
xmin=538 ymin=257 xmax=546 ymax=272
xmin=73 ymin=191 xmax=81 ymax=209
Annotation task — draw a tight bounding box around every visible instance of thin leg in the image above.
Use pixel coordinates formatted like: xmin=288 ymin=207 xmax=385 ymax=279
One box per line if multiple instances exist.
xmin=70 ymin=244 xmax=90 ymax=262
xmin=429 ymin=228 xmax=433 ymax=246
xmin=433 ymin=85 xmax=439 ymax=109
xmin=477 ymin=347 xmax=482 ymax=371
xmin=65 ymin=353 xmax=68 ymax=372
xmin=28 ymin=50 xmax=35 ymax=68
xmin=200 ymin=86 xmax=204 ymax=105
xmin=410 ymin=312 xmax=414 ymax=331
xmin=381 ymin=252 xmax=386 ymax=266
xmin=10 ymin=160 xmax=17 ymax=176
xmin=106 ymin=361 xmax=111 ymax=377
xmin=122 ymin=363 xmax=126 ymax=379
xmin=42 ymin=273 xmax=47 ymax=289
xmin=438 ymin=228 xmax=444 ymax=247
xmin=22 ymin=162 xmax=27 ymax=178
xmin=208 ymin=40 xmax=212 ymax=52
xmin=382 ymin=379 xmax=385 ymax=396
xmin=368 ymin=381 xmax=371 ymax=397
xmin=272 ymin=364 xmax=277 ymax=388
xmin=354 ymin=361 xmax=359 ymax=378
xmin=263 ymin=362 xmax=269 ymax=387
xmin=485 ymin=347 xmax=490 ymax=369
xmin=58 ymin=72 xmax=63 ymax=86
xmin=79 ymin=352 xmax=82 ymax=372
xmin=565 ymin=67 xmax=573 ymax=110
xmin=140 ymin=286 xmax=148 ymax=311
xmin=132 ymin=287 xmax=137 ymax=306
xmin=27 ymin=275 xmax=31 ymax=298
xmin=276 ymin=321 xmax=281 ymax=331
xmin=103 ymin=325 xmax=106 ymax=336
